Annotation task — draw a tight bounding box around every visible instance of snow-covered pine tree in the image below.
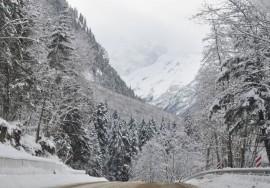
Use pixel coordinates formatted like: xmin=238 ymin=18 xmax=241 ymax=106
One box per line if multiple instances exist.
xmin=0 ymin=0 xmax=36 ymax=121
xmin=94 ymin=102 xmax=109 ymax=167
xmin=160 ymin=118 xmax=167 ymax=134
xmin=87 ymin=121 xmax=103 ymax=176
xmin=47 ymin=3 xmax=73 ymax=71
xmin=127 ymin=117 xmax=138 ymax=156
xmin=147 ymin=118 xmax=157 ymax=139
xmin=121 ymin=123 xmax=131 ymax=181
xmin=106 ymin=110 xmax=123 ymax=180
xmin=61 ymin=109 xmax=102 ymax=176
xmin=138 ymin=119 xmax=147 ymax=150
xmin=106 ymin=110 xmax=131 ymax=181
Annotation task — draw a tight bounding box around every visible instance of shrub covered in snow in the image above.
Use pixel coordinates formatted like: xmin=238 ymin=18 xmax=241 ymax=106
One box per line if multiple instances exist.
xmin=20 ymin=135 xmax=56 ymax=157
xmin=39 ymin=136 xmax=56 ymax=156
xmin=0 ymin=118 xmax=56 ymax=157
xmin=20 ymin=135 xmax=43 ymax=156
xmin=0 ymin=118 xmax=21 ymax=147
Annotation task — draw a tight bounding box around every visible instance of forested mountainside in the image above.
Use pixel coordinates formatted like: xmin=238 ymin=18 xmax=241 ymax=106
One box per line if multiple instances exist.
xmin=0 ymin=0 xmax=185 ymax=181
xmin=28 ymin=0 xmax=135 ymax=98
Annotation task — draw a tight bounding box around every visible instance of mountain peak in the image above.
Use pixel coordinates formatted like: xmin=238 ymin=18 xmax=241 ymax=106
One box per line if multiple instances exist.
xmin=123 ymin=51 xmax=201 ymax=103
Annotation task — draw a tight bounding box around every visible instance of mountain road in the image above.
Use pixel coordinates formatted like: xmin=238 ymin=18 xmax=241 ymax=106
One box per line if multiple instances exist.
xmin=57 ymin=181 xmax=197 ymax=188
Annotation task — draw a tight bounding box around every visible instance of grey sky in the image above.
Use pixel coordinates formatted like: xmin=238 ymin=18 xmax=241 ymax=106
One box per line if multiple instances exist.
xmin=67 ymin=0 xmax=213 ymax=74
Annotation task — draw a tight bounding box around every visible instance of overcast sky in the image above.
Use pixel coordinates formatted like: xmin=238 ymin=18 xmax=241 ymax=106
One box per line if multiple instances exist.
xmin=67 ymin=0 xmax=213 ymax=74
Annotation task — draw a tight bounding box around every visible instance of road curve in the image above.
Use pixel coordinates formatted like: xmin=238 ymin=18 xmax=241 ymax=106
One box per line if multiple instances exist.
xmin=57 ymin=181 xmax=197 ymax=188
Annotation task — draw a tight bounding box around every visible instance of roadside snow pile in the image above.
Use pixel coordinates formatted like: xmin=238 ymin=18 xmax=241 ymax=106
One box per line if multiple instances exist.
xmin=0 ymin=144 xmax=107 ymax=187
xmin=0 ymin=117 xmax=107 ymax=187
xmin=186 ymin=173 xmax=270 ymax=188
xmin=20 ymin=135 xmax=56 ymax=157
xmin=0 ymin=143 xmax=70 ymax=175
xmin=0 ymin=141 xmax=107 ymax=187
xmin=0 ymin=117 xmax=65 ymax=175
xmin=0 ymin=174 xmax=107 ymax=188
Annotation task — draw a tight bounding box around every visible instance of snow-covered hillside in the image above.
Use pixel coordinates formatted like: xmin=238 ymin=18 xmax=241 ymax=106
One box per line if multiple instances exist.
xmin=122 ymin=51 xmax=201 ymax=113
xmin=0 ymin=136 xmax=106 ymax=187
xmin=186 ymin=173 xmax=270 ymax=188
xmin=0 ymin=142 xmax=107 ymax=187
xmin=153 ymin=81 xmax=197 ymax=115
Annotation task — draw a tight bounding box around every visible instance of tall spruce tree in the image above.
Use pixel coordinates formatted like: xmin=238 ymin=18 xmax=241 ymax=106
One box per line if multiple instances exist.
xmin=106 ymin=110 xmax=131 ymax=181
xmin=94 ymin=102 xmax=109 ymax=168
xmin=0 ymin=0 xmax=35 ymax=121
xmin=138 ymin=119 xmax=147 ymax=150
xmin=47 ymin=3 xmax=73 ymax=71
xmin=127 ymin=117 xmax=138 ymax=156
xmin=61 ymin=109 xmax=102 ymax=176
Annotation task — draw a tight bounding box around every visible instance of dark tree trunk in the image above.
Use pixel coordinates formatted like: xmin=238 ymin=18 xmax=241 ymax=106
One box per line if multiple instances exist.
xmin=214 ymin=132 xmax=220 ymax=163
xmin=264 ymin=138 xmax=270 ymax=166
xmin=36 ymin=97 xmax=46 ymax=143
xmin=3 ymin=65 xmax=10 ymax=120
xmin=227 ymin=135 xmax=233 ymax=168
xmin=240 ymin=124 xmax=248 ymax=168
xmin=206 ymin=143 xmax=211 ymax=170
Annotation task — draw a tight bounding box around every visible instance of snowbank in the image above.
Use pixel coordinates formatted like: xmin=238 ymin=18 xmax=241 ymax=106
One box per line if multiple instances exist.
xmin=0 ymin=143 xmax=72 ymax=175
xmin=0 ymin=118 xmax=107 ymax=187
xmin=0 ymin=143 xmax=107 ymax=187
xmin=0 ymin=174 xmax=107 ymax=188
xmin=186 ymin=173 xmax=270 ymax=188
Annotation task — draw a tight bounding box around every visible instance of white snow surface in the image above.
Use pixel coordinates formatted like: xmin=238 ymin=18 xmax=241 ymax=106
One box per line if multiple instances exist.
xmin=186 ymin=173 xmax=270 ymax=188
xmin=0 ymin=143 xmax=72 ymax=175
xmin=0 ymin=174 xmax=107 ymax=188
xmin=20 ymin=135 xmax=42 ymax=155
xmin=0 ymin=143 xmax=54 ymax=162
xmin=123 ymin=51 xmax=201 ymax=102
xmin=0 ymin=143 xmax=107 ymax=187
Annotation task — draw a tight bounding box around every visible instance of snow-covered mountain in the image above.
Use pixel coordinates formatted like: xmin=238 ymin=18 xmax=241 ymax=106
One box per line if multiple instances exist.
xmin=122 ymin=51 xmax=201 ymax=114
xmin=109 ymin=40 xmax=168 ymax=76
xmin=153 ymin=81 xmax=197 ymax=115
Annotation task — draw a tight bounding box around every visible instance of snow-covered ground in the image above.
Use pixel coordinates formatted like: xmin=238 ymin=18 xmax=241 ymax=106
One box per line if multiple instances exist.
xmin=0 ymin=143 xmax=69 ymax=175
xmin=186 ymin=173 xmax=270 ymax=188
xmin=0 ymin=143 xmax=107 ymax=187
xmin=0 ymin=174 xmax=106 ymax=188
xmin=0 ymin=142 xmax=56 ymax=162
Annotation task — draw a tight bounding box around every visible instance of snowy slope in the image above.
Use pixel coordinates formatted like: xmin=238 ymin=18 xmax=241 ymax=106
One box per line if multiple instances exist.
xmin=0 ymin=143 xmax=69 ymax=175
xmin=123 ymin=51 xmax=201 ymax=113
xmin=153 ymin=81 xmax=197 ymax=115
xmin=186 ymin=173 xmax=270 ymax=188
xmin=0 ymin=118 xmax=107 ymax=187
xmin=0 ymin=174 xmax=106 ymax=188
xmin=0 ymin=143 xmax=107 ymax=187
